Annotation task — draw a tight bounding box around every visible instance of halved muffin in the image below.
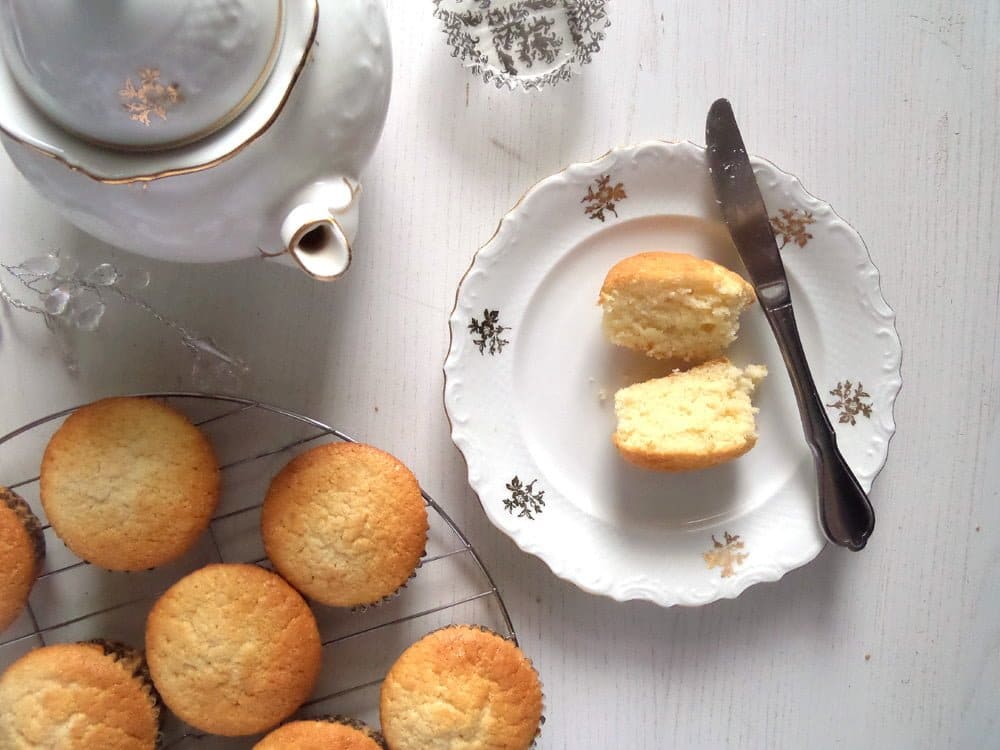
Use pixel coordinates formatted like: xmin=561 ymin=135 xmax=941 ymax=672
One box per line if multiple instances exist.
xmin=613 ymin=358 xmax=767 ymax=471
xmin=599 ymin=251 xmax=756 ymax=362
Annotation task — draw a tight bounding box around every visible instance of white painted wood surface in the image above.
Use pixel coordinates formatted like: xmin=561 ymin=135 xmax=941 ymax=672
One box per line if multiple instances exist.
xmin=1 ymin=1 xmax=997 ymax=746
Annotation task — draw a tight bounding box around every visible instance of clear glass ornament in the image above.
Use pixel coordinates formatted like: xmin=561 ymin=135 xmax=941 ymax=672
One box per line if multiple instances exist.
xmin=20 ymin=254 xmax=59 ymax=277
xmin=43 ymin=286 xmax=72 ymax=315
xmin=84 ymin=263 xmax=119 ymax=286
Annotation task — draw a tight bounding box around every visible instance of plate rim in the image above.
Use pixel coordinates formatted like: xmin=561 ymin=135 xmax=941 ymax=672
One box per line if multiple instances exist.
xmin=443 ymin=139 xmax=903 ymax=606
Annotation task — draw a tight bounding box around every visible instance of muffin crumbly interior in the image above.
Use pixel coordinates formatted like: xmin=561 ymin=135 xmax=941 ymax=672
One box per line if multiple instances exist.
xmin=601 ymin=274 xmax=754 ymax=362
xmin=613 ymin=359 xmax=767 ymax=470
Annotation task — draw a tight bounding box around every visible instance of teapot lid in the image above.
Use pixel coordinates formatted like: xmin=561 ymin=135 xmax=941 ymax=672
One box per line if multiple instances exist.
xmin=1 ymin=0 xmax=286 ymax=150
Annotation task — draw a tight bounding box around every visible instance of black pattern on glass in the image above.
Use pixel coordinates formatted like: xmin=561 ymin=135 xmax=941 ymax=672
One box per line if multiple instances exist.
xmin=487 ymin=2 xmax=563 ymax=75
xmin=433 ymin=0 xmax=609 ymax=90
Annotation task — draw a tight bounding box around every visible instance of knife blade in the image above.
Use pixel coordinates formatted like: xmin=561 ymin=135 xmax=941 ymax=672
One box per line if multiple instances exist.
xmin=705 ymin=98 xmax=875 ymax=551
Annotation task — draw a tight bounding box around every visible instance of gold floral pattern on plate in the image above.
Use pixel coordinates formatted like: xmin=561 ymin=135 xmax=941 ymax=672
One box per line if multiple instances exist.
xmin=119 ymin=67 xmax=182 ymax=126
xmin=703 ymin=532 xmax=748 ymax=578
xmin=468 ymin=309 xmax=511 ymax=356
xmin=581 ymin=174 xmax=626 ymax=222
xmin=504 ymin=476 xmax=545 ymax=519
xmin=826 ymin=380 xmax=873 ymax=425
xmin=770 ymin=208 xmax=815 ymax=249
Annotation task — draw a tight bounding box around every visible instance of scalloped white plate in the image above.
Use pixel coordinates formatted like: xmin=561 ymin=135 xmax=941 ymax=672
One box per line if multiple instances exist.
xmin=444 ymin=140 xmax=901 ymax=607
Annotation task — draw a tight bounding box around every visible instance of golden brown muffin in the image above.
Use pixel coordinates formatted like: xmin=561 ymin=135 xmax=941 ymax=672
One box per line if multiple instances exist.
xmin=380 ymin=626 xmax=543 ymax=750
xmin=145 ymin=563 xmax=322 ymax=737
xmin=613 ymin=358 xmax=767 ymax=471
xmin=40 ymin=396 xmax=220 ymax=571
xmin=254 ymin=716 xmax=387 ymax=749
xmin=599 ymin=251 xmax=756 ymax=362
xmin=0 ymin=487 xmax=45 ymax=632
xmin=0 ymin=640 xmax=161 ymax=749
xmin=261 ymin=442 xmax=428 ymax=608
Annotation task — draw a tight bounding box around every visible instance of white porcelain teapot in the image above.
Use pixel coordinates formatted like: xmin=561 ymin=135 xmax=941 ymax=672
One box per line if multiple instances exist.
xmin=0 ymin=0 xmax=391 ymax=280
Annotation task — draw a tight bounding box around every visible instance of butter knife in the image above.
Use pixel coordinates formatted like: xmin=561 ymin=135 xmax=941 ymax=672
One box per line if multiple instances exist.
xmin=705 ymin=98 xmax=875 ymax=550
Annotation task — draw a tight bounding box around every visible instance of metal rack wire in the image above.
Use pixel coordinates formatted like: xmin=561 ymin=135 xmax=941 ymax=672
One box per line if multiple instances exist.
xmin=0 ymin=393 xmax=516 ymax=747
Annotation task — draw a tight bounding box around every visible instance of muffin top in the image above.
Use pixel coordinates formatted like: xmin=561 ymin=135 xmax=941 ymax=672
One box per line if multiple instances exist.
xmin=0 ymin=641 xmax=161 ymax=750
xmin=145 ymin=563 xmax=322 ymax=737
xmin=261 ymin=442 xmax=428 ymax=607
xmin=380 ymin=626 xmax=543 ymax=750
xmin=600 ymin=251 xmax=754 ymax=298
xmin=599 ymin=251 xmax=756 ymax=363
xmin=0 ymin=487 xmax=45 ymax=632
xmin=254 ymin=716 xmax=387 ymax=749
xmin=40 ymin=397 xmax=220 ymax=571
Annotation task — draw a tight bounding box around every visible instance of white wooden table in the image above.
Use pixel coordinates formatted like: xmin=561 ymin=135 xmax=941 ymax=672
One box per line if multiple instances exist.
xmin=1 ymin=1 xmax=998 ymax=747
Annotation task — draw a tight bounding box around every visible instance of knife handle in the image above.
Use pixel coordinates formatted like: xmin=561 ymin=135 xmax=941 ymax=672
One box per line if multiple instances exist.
xmin=764 ymin=303 xmax=875 ymax=550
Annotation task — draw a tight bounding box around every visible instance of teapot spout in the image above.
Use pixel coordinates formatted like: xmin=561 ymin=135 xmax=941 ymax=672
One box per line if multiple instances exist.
xmin=280 ymin=179 xmax=360 ymax=280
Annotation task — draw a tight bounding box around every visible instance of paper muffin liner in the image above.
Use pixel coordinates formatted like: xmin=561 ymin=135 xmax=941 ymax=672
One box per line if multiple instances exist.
xmin=394 ymin=624 xmax=546 ymax=747
xmin=87 ymin=639 xmax=165 ymax=748
xmin=314 ymin=715 xmax=388 ymax=749
xmin=349 ymin=539 xmax=427 ymax=613
xmin=349 ymin=488 xmax=429 ymax=612
xmin=432 ymin=0 xmax=610 ymax=91
xmin=1 ymin=486 xmax=46 ymax=567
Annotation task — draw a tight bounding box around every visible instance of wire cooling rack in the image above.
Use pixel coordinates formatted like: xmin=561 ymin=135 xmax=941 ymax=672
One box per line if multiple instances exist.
xmin=0 ymin=393 xmax=515 ymax=748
